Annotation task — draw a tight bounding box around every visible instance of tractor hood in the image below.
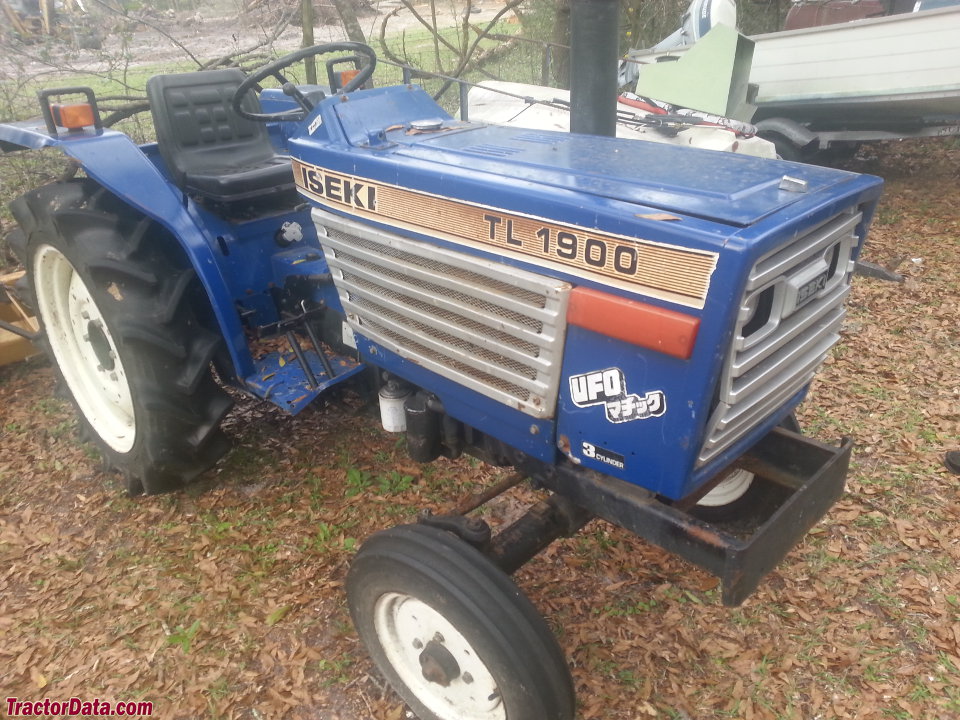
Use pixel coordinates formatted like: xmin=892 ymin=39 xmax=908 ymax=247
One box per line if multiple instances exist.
xmin=310 ymin=85 xmax=865 ymax=229
xmin=393 ymin=125 xmax=848 ymax=227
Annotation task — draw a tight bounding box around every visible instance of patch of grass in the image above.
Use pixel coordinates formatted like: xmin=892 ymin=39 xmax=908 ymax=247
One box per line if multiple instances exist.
xmin=80 ymin=442 xmax=101 ymax=462
xmin=304 ymin=521 xmax=357 ymax=553
xmin=218 ymin=443 xmax=273 ymax=481
xmin=942 ymin=686 xmax=960 ymax=713
xmin=907 ymin=680 xmax=936 ymax=702
xmin=730 ymin=607 xmax=762 ymax=627
xmin=854 ymin=513 xmax=888 ymax=529
xmin=901 ymin=551 xmax=953 ymax=578
xmin=597 ymin=595 xmax=659 ymax=617
xmin=815 ymin=669 xmax=859 ymax=695
xmin=875 ymin=206 xmax=903 ymax=226
xmin=32 ymin=397 xmax=66 ymax=415
xmin=938 ymin=652 xmax=959 ymax=675
xmin=47 ymin=419 xmax=76 ymax=439
xmin=614 ymin=667 xmax=643 ymax=689
xmin=234 ymin=539 xmax=281 ymax=574
xmin=796 ymin=405 xmax=847 ymax=436
xmin=315 ymin=655 xmax=355 ymax=687
xmin=202 ymin=515 xmax=235 ymax=540
xmin=881 ymin=709 xmax=913 ymax=719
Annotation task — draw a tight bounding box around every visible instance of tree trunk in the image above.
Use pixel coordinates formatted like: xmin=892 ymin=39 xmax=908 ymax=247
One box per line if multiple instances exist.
xmin=331 ymin=0 xmax=366 ymax=43
xmin=302 ymin=0 xmax=317 ymax=84
xmin=551 ymin=0 xmax=571 ymax=88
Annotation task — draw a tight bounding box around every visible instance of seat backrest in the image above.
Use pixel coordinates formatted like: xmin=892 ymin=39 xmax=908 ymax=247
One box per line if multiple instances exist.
xmin=146 ymin=69 xmax=275 ymax=191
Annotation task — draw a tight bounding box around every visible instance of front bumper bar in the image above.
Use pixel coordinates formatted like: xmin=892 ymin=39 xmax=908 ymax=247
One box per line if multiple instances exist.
xmin=529 ymin=426 xmax=851 ymax=606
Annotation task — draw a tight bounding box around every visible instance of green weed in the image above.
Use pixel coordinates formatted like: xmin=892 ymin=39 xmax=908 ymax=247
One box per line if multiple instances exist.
xmin=305 ymin=522 xmax=357 ymax=553
xmin=166 ymin=619 xmax=201 ymax=653
xmin=316 ymin=655 xmax=355 ymax=687
xmin=344 ymin=467 xmax=372 ymax=496
xmin=376 ymin=469 xmax=414 ymax=495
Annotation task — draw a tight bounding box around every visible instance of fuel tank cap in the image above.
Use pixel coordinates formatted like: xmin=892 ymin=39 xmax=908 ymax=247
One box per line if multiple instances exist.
xmin=410 ymin=118 xmax=446 ymax=131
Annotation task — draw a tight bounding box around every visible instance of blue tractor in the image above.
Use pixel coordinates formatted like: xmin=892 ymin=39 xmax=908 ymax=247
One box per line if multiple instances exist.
xmin=1 ymin=41 xmax=881 ymax=720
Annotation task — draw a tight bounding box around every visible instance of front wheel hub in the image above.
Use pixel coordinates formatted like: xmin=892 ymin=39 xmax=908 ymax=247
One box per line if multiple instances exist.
xmin=373 ymin=592 xmax=506 ymax=719
xmin=86 ymin=319 xmax=116 ymax=372
xmin=419 ymin=639 xmax=461 ymax=686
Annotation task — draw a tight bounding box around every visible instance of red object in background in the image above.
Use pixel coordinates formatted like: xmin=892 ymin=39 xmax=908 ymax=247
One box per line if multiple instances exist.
xmin=783 ymin=0 xmax=914 ymax=30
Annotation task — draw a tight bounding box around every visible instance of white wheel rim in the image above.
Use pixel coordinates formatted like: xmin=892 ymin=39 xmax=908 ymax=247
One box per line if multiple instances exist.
xmin=33 ymin=244 xmax=136 ymax=453
xmin=697 ymin=468 xmax=754 ymax=507
xmin=373 ymin=592 xmax=507 ymax=720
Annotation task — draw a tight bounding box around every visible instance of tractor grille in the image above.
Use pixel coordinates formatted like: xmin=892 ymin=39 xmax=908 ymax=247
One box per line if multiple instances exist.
xmin=699 ymin=206 xmax=864 ymax=465
xmin=313 ymin=208 xmax=571 ymax=418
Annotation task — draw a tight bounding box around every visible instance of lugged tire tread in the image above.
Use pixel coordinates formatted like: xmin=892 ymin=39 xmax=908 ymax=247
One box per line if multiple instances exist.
xmin=18 ymin=179 xmax=233 ymax=494
xmin=85 ymin=256 xmax=159 ymax=286
xmin=123 ymin=217 xmax=151 ymax=259
xmin=187 ymin=393 xmax=235 ymax=451
xmin=6 ymin=228 xmax=27 ymax=263
xmin=115 ymin=318 xmax=189 ymax=359
xmin=13 ymin=181 xmax=90 ymax=236
xmin=177 ymin=332 xmax=223 ymax=395
xmin=155 ymin=268 xmax=197 ymax=325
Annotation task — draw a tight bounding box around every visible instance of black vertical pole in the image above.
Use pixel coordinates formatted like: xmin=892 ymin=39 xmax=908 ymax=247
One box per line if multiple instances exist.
xmin=569 ymin=0 xmax=620 ymax=137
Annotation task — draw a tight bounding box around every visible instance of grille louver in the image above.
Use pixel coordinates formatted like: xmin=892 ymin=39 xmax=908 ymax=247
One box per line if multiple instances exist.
xmin=313 ymin=208 xmax=571 ymax=418
xmin=699 ymin=207 xmax=864 ymax=465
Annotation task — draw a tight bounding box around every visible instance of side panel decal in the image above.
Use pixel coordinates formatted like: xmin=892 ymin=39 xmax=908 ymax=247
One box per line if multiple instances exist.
xmin=569 ymin=367 xmax=666 ymax=424
xmin=293 ymin=160 xmax=718 ymax=308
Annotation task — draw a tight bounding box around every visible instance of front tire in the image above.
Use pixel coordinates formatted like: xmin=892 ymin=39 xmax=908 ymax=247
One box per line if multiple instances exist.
xmin=17 ymin=180 xmax=233 ymax=494
xmin=347 ymin=524 xmax=575 ymax=720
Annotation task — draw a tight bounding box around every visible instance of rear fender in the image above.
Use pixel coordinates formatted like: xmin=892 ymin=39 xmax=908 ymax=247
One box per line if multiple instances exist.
xmin=1 ymin=124 xmax=252 ymax=379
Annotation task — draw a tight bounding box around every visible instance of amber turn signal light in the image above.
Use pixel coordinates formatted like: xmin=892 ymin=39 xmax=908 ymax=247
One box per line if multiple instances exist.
xmin=51 ymin=103 xmax=96 ymax=130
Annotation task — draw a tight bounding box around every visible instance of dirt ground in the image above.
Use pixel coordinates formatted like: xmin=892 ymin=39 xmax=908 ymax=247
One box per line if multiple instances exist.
xmin=1 ymin=138 xmax=958 ymax=719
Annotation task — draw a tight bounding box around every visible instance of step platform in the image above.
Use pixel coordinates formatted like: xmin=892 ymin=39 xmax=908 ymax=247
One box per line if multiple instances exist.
xmin=244 ymin=348 xmax=365 ymax=414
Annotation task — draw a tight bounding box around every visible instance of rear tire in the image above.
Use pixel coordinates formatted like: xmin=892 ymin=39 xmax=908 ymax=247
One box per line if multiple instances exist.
xmin=16 ymin=180 xmax=233 ymax=494
xmin=347 ymin=524 xmax=575 ymax=720
xmin=759 ymin=131 xmax=802 ymax=163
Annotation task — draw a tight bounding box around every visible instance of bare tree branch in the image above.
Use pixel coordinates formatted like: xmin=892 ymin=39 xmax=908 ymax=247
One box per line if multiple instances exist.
xmin=378 ymin=7 xmax=416 ymax=71
xmin=101 ymin=101 xmax=150 ymax=127
xmin=199 ymin=6 xmax=300 ymax=70
xmin=380 ymin=0 xmax=525 ymax=88
xmin=433 ymin=0 xmax=525 ymax=99
xmin=394 ymin=0 xmax=461 ymax=58
xmin=90 ymin=0 xmax=204 ymax=68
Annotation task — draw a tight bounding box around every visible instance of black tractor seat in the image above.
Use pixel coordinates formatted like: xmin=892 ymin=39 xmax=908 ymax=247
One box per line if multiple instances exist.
xmin=146 ymin=68 xmax=295 ymax=204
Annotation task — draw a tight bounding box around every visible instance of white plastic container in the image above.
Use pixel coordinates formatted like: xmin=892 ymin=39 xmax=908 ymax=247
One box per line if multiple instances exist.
xmin=379 ymin=381 xmax=411 ymax=432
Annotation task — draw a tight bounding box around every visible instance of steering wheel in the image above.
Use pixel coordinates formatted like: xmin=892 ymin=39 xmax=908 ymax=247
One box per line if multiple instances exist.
xmin=232 ymin=42 xmax=377 ymax=123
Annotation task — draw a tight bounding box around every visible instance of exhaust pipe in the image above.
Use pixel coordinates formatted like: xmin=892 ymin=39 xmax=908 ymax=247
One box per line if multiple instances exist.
xmin=569 ymin=0 xmax=620 ymax=137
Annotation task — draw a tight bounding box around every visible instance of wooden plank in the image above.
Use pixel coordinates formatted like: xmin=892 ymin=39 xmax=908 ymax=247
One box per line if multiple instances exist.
xmin=0 ymin=323 xmax=39 ymax=365
xmin=0 ymin=271 xmax=40 ymax=366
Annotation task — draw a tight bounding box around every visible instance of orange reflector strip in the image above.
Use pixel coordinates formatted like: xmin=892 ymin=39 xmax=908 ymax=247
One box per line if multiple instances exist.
xmin=567 ymin=286 xmax=700 ymax=360
xmin=52 ymin=103 xmax=95 ymax=129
